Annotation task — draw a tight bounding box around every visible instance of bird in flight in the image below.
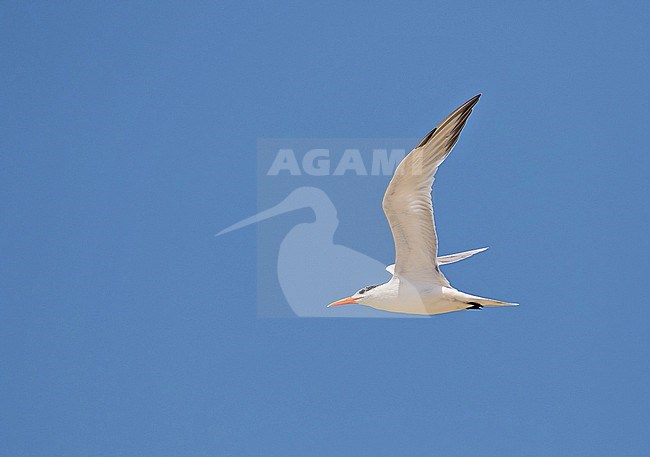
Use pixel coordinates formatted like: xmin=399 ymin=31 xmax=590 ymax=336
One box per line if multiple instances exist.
xmin=327 ymin=94 xmax=518 ymax=315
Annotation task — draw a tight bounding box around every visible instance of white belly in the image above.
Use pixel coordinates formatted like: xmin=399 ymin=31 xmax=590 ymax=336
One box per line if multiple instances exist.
xmin=370 ymin=283 xmax=468 ymax=316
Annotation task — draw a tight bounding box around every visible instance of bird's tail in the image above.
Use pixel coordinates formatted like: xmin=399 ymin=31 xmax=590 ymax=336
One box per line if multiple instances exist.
xmin=450 ymin=290 xmax=519 ymax=309
xmin=467 ymin=296 xmax=519 ymax=308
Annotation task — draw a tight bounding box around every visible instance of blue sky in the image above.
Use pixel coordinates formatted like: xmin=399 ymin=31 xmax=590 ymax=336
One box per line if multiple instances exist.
xmin=1 ymin=1 xmax=649 ymax=455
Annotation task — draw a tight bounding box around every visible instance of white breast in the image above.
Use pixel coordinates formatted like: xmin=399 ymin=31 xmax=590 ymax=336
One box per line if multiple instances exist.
xmin=364 ymin=278 xmax=463 ymax=315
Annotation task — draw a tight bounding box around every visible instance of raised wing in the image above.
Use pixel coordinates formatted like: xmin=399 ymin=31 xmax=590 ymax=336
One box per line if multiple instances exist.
xmin=382 ymin=94 xmax=481 ymax=285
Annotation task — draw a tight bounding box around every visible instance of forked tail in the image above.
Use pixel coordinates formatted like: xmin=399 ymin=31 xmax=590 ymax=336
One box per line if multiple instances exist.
xmin=452 ymin=290 xmax=519 ymax=309
xmin=466 ymin=296 xmax=519 ymax=309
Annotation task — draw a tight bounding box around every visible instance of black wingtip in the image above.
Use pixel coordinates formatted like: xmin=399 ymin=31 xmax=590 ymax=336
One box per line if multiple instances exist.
xmin=454 ymin=94 xmax=481 ymax=115
xmin=415 ymin=93 xmax=482 ymax=149
xmin=467 ymin=93 xmax=481 ymax=106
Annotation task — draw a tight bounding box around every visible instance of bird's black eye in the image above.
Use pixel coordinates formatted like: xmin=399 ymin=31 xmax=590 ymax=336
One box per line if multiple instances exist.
xmin=357 ymin=284 xmax=380 ymax=295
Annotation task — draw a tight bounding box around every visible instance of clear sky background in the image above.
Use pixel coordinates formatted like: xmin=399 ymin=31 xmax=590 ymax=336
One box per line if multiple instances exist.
xmin=1 ymin=1 xmax=649 ymax=456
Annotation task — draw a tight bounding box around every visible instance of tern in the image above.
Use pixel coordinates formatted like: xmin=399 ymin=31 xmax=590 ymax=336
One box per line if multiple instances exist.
xmin=327 ymin=94 xmax=519 ymax=315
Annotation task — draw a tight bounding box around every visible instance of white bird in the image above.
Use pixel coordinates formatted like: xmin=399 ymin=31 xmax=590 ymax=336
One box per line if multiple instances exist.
xmin=327 ymin=94 xmax=519 ymax=315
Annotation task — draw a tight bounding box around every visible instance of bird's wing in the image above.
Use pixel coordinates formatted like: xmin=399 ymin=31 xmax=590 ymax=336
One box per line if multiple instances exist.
xmin=384 ymin=246 xmax=488 ymax=275
xmin=382 ymin=94 xmax=481 ymax=286
xmin=437 ymin=247 xmax=488 ymax=265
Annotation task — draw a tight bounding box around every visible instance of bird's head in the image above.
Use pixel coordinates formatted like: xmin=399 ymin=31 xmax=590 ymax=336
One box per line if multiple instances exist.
xmin=327 ymin=284 xmax=382 ymax=308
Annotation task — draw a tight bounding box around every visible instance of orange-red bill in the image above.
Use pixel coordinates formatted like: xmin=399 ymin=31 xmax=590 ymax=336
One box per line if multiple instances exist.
xmin=327 ymin=297 xmax=358 ymax=307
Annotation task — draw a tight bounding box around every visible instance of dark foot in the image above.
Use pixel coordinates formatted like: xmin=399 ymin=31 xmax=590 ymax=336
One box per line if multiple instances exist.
xmin=466 ymin=302 xmax=483 ymax=310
